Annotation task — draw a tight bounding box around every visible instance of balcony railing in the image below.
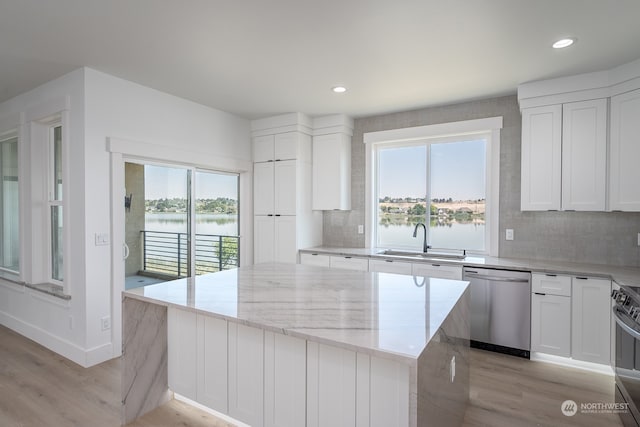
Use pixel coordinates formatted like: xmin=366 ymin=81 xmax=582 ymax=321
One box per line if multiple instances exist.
xmin=141 ymin=230 xmax=239 ymax=278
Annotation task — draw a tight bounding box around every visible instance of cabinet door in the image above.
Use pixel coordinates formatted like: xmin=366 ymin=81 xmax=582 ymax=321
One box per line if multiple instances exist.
xmin=369 ymin=259 xmax=412 ymax=275
xmin=531 ymin=293 xmax=571 ymax=357
xmin=411 ymin=263 xmax=462 ymax=280
xmin=274 ymin=216 xmax=297 ymax=263
xmin=168 ymin=307 xmax=197 ymax=400
xmin=197 ymin=315 xmax=228 ymax=412
xmin=307 ymin=342 xmax=356 ymax=427
xmin=300 ymin=253 xmax=331 ymax=267
xmin=312 ymin=133 xmax=351 ymax=211
xmin=610 ymin=88 xmax=640 ymax=211
xmin=531 ymin=273 xmax=571 ymax=297
xmin=254 ymin=135 xmax=275 ymax=162
xmin=229 ymin=323 xmax=264 ymax=427
xmin=254 ymin=216 xmax=275 ymax=264
xmin=572 ymin=277 xmax=611 ymax=364
xmin=329 ymin=256 xmax=369 ymax=271
xmin=274 ymin=132 xmax=299 ymax=161
xmin=264 ymin=332 xmax=306 ymax=427
xmin=254 ymin=162 xmax=275 ymax=215
xmin=521 ymin=105 xmax=562 ymax=211
xmin=274 ymin=160 xmax=297 ymax=215
xmin=562 ymin=99 xmax=607 ymax=211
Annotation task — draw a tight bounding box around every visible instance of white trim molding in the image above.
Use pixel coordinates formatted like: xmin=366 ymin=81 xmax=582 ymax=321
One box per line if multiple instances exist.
xmin=363 ymin=117 xmax=503 ymax=256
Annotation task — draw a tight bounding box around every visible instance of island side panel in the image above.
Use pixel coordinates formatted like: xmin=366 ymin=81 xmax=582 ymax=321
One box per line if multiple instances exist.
xmin=121 ymin=297 xmax=172 ymax=425
xmin=416 ymin=288 xmax=470 ymax=427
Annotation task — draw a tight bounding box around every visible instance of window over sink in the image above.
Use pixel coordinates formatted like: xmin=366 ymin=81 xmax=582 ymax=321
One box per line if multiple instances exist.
xmin=364 ymin=117 xmax=502 ymax=256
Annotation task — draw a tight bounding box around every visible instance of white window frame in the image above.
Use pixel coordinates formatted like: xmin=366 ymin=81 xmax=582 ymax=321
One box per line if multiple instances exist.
xmin=364 ymin=117 xmax=502 ymax=256
xmin=47 ymin=122 xmax=64 ymax=285
xmin=0 ymin=125 xmax=20 ymax=277
xmin=24 ymin=96 xmax=71 ymax=291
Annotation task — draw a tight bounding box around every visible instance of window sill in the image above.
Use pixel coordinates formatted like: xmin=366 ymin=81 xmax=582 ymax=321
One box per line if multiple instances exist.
xmin=25 ymin=283 xmax=71 ymax=301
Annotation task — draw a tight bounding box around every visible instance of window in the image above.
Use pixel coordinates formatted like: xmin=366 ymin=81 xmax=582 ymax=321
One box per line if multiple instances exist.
xmin=49 ymin=125 xmax=63 ymax=282
xmin=376 ymin=137 xmax=487 ymax=252
xmin=0 ymin=133 xmax=19 ymax=273
xmin=366 ymin=117 xmax=501 ymax=255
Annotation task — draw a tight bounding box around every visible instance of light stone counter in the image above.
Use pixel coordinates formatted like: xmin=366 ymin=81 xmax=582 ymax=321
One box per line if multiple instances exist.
xmin=301 ymin=246 xmax=640 ymax=286
xmin=121 ymin=263 xmax=470 ymax=427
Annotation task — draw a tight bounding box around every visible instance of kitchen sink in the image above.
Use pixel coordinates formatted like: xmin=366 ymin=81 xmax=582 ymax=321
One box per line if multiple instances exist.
xmin=378 ymin=249 xmax=466 ymax=260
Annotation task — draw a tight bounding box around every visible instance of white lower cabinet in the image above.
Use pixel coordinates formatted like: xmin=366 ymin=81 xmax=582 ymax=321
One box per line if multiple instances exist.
xmin=531 ymin=293 xmax=571 ymax=357
xmin=168 ymin=309 xmax=413 ymax=427
xmin=255 ymin=216 xmax=297 ymax=264
xmin=306 ymin=342 xmax=410 ymax=427
xmin=368 ymin=259 xmax=412 ymax=274
xmin=264 ymin=332 xmax=306 ymax=427
xmin=307 ymin=342 xmax=356 ymax=427
xmin=228 ymin=323 xmax=265 ymax=427
xmin=572 ymin=277 xmax=611 ymax=364
xmin=329 ymin=255 xmax=369 ymax=271
xmin=531 ymin=273 xmax=611 ymax=366
xmin=168 ymin=307 xmax=198 ymax=399
xmin=300 ymin=252 xmax=331 ymax=267
xmin=197 ymin=315 xmax=228 ymax=412
xmin=411 ymin=263 xmax=463 ymax=280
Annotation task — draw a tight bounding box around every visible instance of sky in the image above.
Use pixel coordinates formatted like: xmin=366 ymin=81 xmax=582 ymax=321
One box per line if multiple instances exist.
xmin=143 ymin=165 xmax=238 ymax=200
xmin=378 ymin=138 xmax=486 ymax=200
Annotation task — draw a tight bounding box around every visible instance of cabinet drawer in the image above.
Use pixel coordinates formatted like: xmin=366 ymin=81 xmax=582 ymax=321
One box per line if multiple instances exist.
xmin=532 ymin=273 xmax=571 ymax=296
xmin=369 ymin=259 xmax=412 ymax=275
xmin=329 ymin=256 xmax=369 ymax=271
xmin=411 ymin=263 xmax=462 ymax=280
xmin=300 ymin=253 xmax=331 ymax=267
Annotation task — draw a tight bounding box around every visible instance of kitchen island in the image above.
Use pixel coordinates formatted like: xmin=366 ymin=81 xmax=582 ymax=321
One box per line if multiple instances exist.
xmin=121 ymin=263 xmax=470 ymax=427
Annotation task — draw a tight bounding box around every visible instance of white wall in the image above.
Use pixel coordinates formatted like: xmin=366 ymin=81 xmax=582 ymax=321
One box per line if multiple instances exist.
xmin=0 ymin=69 xmax=89 ymax=364
xmin=0 ymin=67 xmax=252 ymax=367
xmin=84 ymin=68 xmax=252 ymax=363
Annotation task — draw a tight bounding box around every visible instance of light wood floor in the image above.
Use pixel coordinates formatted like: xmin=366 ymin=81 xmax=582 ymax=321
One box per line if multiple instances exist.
xmin=0 ymin=325 xmax=623 ymax=426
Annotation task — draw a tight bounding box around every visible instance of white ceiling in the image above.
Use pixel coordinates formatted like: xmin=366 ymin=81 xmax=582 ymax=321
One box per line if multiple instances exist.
xmin=2 ymin=0 xmax=640 ymax=119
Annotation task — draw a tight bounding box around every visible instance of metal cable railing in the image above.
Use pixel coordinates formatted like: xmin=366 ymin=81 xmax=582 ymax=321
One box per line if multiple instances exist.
xmin=141 ymin=230 xmax=239 ymax=277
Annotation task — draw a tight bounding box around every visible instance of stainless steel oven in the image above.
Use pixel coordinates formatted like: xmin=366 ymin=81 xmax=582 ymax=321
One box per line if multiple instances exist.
xmin=613 ymin=285 xmax=640 ymax=426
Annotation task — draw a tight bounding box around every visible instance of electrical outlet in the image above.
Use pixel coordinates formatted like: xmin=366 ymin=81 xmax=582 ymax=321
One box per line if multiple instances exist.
xmin=358 ymin=225 xmax=364 ymax=234
xmin=101 ymin=316 xmax=111 ymax=331
xmin=637 ymin=232 xmax=640 ymax=247
xmin=506 ymin=229 xmax=514 ymax=241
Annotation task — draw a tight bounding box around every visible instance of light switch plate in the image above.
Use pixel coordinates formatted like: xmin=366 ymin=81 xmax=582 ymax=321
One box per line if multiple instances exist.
xmin=506 ymin=229 xmax=514 ymax=241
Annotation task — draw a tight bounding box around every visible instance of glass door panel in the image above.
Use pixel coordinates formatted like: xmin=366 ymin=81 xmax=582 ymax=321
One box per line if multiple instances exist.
xmin=194 ymin=170 xmax=239 ymax=275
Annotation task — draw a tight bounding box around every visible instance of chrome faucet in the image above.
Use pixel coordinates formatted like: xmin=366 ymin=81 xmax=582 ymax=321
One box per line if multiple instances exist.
xmin=412 ymin=223 xmax=430 ymax=253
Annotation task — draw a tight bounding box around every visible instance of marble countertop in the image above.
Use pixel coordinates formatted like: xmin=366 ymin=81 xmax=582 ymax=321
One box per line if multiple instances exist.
xmin=123 ymin=263 xmax=469 ymax=363
xmin=300 ymin=246 xmax=640 ymax=287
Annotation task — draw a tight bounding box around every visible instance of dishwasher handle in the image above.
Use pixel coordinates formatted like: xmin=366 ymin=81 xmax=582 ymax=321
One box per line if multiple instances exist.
xmin=464 ymin=273 xmax=530 ymax=283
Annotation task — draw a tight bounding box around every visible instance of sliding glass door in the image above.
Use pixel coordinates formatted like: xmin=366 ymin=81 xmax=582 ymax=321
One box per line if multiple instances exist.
xmin=124 ymin=161 xmax=239 ymax=289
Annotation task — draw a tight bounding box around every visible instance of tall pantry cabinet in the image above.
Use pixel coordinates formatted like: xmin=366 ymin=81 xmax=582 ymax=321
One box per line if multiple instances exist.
xmin=251 ymin=113 xmax=323 ymax=264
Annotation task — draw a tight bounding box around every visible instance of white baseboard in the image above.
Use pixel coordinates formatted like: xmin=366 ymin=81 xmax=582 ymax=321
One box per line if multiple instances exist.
xmin=0 ymin=310 xmax=113 ymax=368
xmin=531 ymin=352 xmax=613 ymax=375
xmin=174 ymin=394 xmax=250 ymax=427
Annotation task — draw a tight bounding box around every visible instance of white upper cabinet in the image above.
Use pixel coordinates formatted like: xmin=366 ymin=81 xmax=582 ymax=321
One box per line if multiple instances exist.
xmin=521 ymin=105 xmax=562 ymax=211
xmin=312 ymin=133 xmax=351 ymax=210
xmin=254 ymin=135 xmax=276 ymax=163
xmin=520 ymin=99 xmax=607 ymax=211
xmin=253 ymin=132 xmax=311 ymax=163
xmin=274 ymin=160 xmax=297 ymax=215
xmin=610 ymin=88 xmax=640 ymax=211
xmin=561 ymin=99 xmax=607 ymax=211
xmin=519 ymin=58 xmax=640 ymax=212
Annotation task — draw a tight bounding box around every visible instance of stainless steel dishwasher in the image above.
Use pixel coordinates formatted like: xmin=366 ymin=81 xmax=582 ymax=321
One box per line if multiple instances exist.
xmin=462 ymin=267 xmax=531 ymax=358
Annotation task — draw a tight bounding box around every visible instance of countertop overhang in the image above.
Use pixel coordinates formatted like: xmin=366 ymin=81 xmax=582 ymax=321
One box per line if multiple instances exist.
xmin=123 ymin=263 xmax=469 ymax=363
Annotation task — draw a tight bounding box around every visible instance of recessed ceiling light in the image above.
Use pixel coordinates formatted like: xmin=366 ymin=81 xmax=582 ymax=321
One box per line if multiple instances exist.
xmin=552 ymin=38 xmax=576 ymax=49
xmin=332 ymin=86 xmax=347 ymax=93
